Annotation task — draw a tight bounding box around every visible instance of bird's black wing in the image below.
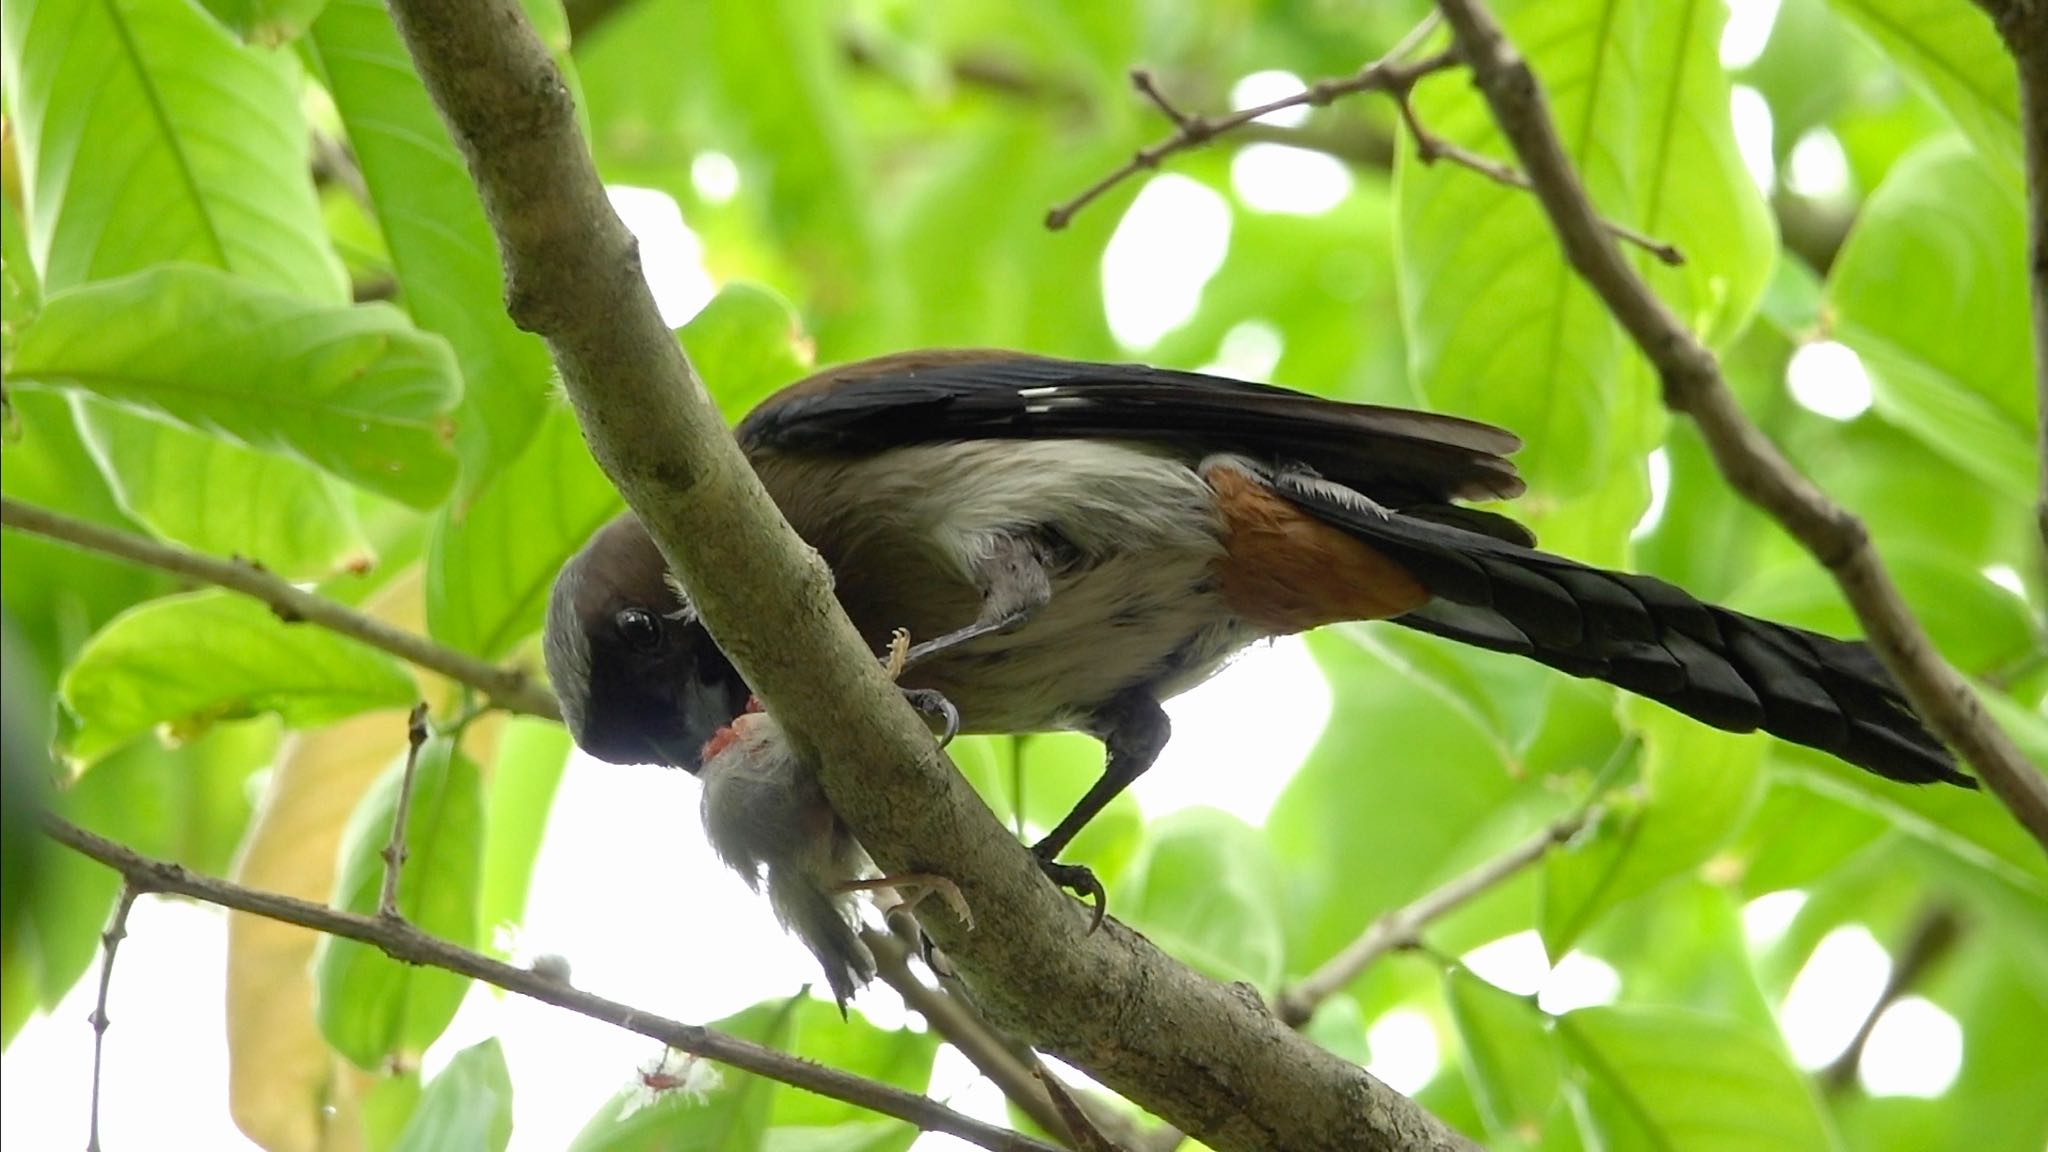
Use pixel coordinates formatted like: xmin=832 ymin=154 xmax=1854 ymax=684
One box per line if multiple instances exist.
xmin=738 ymin=353 xmax=1529 ymax=519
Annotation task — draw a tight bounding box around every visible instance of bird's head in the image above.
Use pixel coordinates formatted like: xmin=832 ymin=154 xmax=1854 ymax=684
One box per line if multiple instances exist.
xmin=543 ymin=514 xmax=751 ymax=773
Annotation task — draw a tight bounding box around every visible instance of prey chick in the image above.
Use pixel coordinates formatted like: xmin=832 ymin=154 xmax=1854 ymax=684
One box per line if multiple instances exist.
xmin=697 ymin=632 xmax=969 ymax=1013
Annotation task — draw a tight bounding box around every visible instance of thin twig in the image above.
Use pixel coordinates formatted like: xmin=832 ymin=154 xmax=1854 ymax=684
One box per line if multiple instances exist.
xmin=863 ymin=926 xmax=1075 ymax=1142
xmin=378 ymin=703 xmax=434 ymax=920
xmin=0 ymin=497 xmax=560 ymax=721
xmin=42 ymin=816 xmax=1062 ymax=1152
xmin=1277 ymin=805 xmax=1598 ymax=1026
xmin=1821 ymin=903 xmax=1963 ymax=1094
xmin=87 ymin=884 xmax=143 ymax=1152
xmin=1432 ymin=0 xmax=2048 ymax=853
xmin=1044 ymin=38 xmax=1461 ymax=230
xmin=1032 ymin=1059 xmax=1124 ymax=1152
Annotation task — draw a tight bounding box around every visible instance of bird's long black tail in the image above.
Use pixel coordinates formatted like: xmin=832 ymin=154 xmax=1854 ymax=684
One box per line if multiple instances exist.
xmin=1275 ymin=474 xmax=1969 ymax=788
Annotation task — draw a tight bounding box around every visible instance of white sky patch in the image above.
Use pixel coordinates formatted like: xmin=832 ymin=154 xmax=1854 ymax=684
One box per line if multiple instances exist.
xmin=1781 ymin=925 xmax=1892 ymax=1069
xmin=1366 ymin=1009 xmax=1442 ymax=1096
xmin=1463 ymin=930 xmax=1550 ymax=996
xmin=691 ymin=150 xmax=740 ymax=204
xmin=1631 ymin=447 xmax=1672 ymax=540
xmin=1135 ymin=635 xmax=1330 ymax=827
xmin=1202 ymin=318 xmax=1286 ymax=382
xmin=1981 ymin=564 xmax=2025 ymax=598
xmin=1101 ymin=175 xmax=1233 ymax=351
xmin=1786 ymin=340 xmax=1875 ymax=421
xmin=1730 ymin=85 xmax=1777 ymax=195
xmin=606 ymin=184 xmax=717 ymax=326
xmin=1538 ymin=951 xmax=1621 ymax=1014
xmin=1786 ymin=128 xmax=1853 ymax=201
xmin=1743 ymin=889 xmax=1809 ymax=951
xmin=1231 ymin=69 xmax=1311 ymax=127
xmin=1231 ymin=143 xmax=1354 ymax=216
xmin=1860 ymin=996 xmax=1964 ymax=1097
xmin=1720 ymin=0 xmax=1783 ymax=69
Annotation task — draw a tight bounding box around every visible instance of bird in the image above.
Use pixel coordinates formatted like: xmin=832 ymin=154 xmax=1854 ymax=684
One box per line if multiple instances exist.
xmin=695 ymin=631 xmax=970 ymax=1010
xmin=543 ymin=350 xmax=1971 ymax=914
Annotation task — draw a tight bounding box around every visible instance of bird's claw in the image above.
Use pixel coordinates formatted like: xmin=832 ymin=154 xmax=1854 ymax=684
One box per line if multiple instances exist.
xmin=1033 ymin=850 xmax=1106 ymax=934
xmin=899 ymin=688 xmax=960 ymax=746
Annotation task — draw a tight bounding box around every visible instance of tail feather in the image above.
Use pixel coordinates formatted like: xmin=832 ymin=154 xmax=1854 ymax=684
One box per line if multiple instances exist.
xmin=1273 ymin=474 xmax=1969 ymax=788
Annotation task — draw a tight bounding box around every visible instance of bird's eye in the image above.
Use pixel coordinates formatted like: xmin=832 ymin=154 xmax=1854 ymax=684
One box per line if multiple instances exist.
xmin=615 ymin=607 xmax=664 ymax=653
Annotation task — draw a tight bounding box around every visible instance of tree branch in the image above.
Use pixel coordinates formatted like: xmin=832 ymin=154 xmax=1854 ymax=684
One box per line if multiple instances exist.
xmin=0 ymin=498 xmax=560 ymax=721
xmin=378 ymin=704 xmax=433 ymax=919
xmin=86 ymin=884 xmax=141 ymax=1152
xmin=1278 ymin=805 xmax=1599 ymax=1027
xmin=40 ymin=816 xmax=1061 ymax=1152
xmin=1431 ymin=0 xmax=2048 ymax=853
xmin=382 ymin=2 xmax=1476 ymax=1148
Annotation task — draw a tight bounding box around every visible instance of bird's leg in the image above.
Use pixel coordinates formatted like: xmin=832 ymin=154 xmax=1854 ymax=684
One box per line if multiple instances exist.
xmin=1031 ymin=692 xmax=1171 ymax=932
xmin=837 ymin=872 xmax=974 ymax=929
xmin=881 ymin=627 xmax=961 ymax=744
xmin=898 ymin=533 xmax=1054 ymax=668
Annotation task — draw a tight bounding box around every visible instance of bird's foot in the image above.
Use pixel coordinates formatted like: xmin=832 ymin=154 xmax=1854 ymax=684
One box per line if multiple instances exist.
xmin=839 ymin=871 xmax=974 ymax=930
xmin=881 ymin=629 xmax=960 ymax=745
xmin=1032 ymin=846 xmax=1106 ymax=934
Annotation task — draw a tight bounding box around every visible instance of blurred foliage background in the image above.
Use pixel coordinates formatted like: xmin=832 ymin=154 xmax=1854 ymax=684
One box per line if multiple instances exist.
xmin=1 ymin=0 xmax=2043 ymax=1148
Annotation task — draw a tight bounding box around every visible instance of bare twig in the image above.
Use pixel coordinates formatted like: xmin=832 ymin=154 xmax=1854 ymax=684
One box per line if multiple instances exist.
xmin=1045 ymin=45 xmax=1460 ymax=230
xmin=42 ymin=816 xmax=1061 ymax=1152
xmin=863 ymin=926 xmax=1074 ymax=1141
xmin=1277 ymin=805 xmax=1599 ymax=1026
xmin=1432 ymin=0 xmax=2048 ymax=852
xmin=0 ymin=498 xmax=560 ymax=721
xmin=378 ymin=703 xmax=434 ymax=920
xmin=1032 ymin=1059 xmax=1124 ymax=1152
xmin=86 ymin=884 xmax=142 ymax=1152
xmin=1821 ymin=903 xmax=1963 ymax=1094
xmin=1985 ymin=6 xmax=2048 ymax=569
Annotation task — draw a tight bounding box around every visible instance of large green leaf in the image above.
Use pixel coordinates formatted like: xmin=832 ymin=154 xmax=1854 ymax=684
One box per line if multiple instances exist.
xmin=315 ymin=737 xmax=484 ymax=1068
xmin=59 ymin=590 xmax=417 ymax=764
xmin=1826 ymin=0 xmax=2022 ymax=181
xmin=1560 ymin=1005 xmax=1838 ymax=1151
xmin=305 ymin=0 xmax=556 ymax=498
xmin=391 ymin=1039 xmax=514 ymax=1152
xmin=197 ymin=0 xmax=331 ymax=46
xmin=1826 ymin=137 xmax=2033 ymax=502
xmin=478 ymin=717 xmax=569 ymax=956
xmin=1400 ymin=0 xmax=1771 ymax=507
xmin=1120 ymin=808 xmax=1287 ymax=991
xmin=12 ymin=266 xmax=460 ymax=507
xmin=1446 ymin=966 xmax=1562 ymax=1145
xmin=0 ymin=0 xmax=343 ymax=298
xmin=1541 ymin=704 xmax=1764 ymax=959
xmin=569 ymin=998 xmax=800 ymax=1152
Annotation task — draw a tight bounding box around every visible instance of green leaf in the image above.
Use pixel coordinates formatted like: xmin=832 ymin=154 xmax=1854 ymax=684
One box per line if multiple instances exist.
xmin=1400 ymin=0 xmax=1771 ymax=505
xmin=1446 ymin=967 xmax=1561 ymax=1144
xmin=1826 ymin=137 xmax=2033 ymax=502
xmin=1 ymin=0 xmax=344 ymax=299
xmin=685 ymin=283 xmax=813 ymax=421
xmin=478 ymin=717 xmax=568 ymax=956
xmin=768 ymin=998 xmax=937 ymax=1144
xmin=13 ymin=266 xmax=461 ymax=507
xmin=316 ymin=738 xmax=484 ymax=1068
xmin=425 ymin=403 xmax=622 ymax=660
xmin=951 ymin=732 xmax=1141 ymax=891
xmin=570 ymin=997 xmax=801 ymax=1152
xmin=1826 ymin=0 xmax=2022 ymax=181
xmin=305 ymin=0 xmax=555 ymax=498
xmin=1541 ymin=705 xmax=1762 ymax=959
xmin=1560 ymin=1005 xmax=1837 ymax=1151
xmin=72 ymin=400 xmax=373 ymax=578
xmin=391 ymin=1039 xmax=513 ymax=1152
xmin=1121 ymin=808 xmax=1286 ymax=991
xmin=59 ymin=590 xmax=416 ymax=764
xmin=197 ymin=0 xmax=331 ymax=46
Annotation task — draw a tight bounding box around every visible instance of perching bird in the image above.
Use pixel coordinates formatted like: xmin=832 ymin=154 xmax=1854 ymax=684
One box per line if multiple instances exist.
xmin=544 ymin=351 xmax=1971 ymax=911
xmin=697 ymin=634 xmax=969 ymax=1009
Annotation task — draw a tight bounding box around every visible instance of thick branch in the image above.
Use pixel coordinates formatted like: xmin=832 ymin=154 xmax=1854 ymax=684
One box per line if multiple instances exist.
xmin=0 ymin=498 xmax=559 ymax=721
xmin=1433 ymin=0 xmax=2048 ymax=852
xmin=382 ymin=2 xmax=1475 ymax=1148
xmin=41 ymin=816 xmax=1059 ymax=1152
